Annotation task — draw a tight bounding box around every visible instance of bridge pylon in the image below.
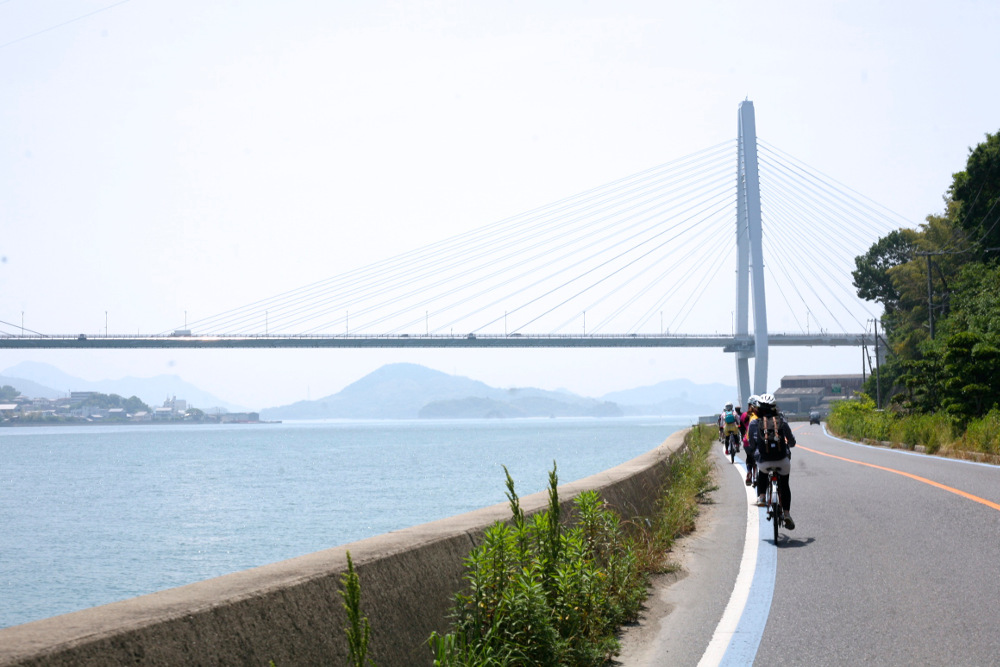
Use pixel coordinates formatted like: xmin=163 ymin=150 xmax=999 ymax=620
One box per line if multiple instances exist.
xmin=734 ymin=100 xmax=768 ymax=406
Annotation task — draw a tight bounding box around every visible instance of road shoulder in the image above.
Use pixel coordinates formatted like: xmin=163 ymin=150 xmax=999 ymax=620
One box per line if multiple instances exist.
xmin=612 ymin=450 xmax=748 ymax=666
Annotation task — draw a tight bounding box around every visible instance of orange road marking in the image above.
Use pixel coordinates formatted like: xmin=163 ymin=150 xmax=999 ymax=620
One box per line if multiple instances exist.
xmin=798 ymin=444 xmax=1000 ymax=512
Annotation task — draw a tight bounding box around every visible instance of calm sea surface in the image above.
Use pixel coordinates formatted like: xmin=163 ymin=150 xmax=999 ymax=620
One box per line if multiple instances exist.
xmin=0 ymin=416 xmax=692 ymax=629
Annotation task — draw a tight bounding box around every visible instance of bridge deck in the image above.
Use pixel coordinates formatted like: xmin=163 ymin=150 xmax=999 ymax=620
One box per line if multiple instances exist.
xmin=0 ymin=333 xmax=872 ymax=350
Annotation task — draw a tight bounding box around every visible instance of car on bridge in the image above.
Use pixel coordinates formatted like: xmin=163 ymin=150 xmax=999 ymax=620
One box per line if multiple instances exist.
xmin=809 ymin=410 xmax=821 ymax=425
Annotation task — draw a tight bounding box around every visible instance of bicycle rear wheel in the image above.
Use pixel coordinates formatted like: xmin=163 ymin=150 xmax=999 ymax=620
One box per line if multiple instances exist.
xmin=729 ymin=435 xmax=737 ymax=462
xmin=769 ymin=477 xmax=780 ymax=544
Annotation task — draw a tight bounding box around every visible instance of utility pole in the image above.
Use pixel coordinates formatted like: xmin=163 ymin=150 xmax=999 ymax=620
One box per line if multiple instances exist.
xmin=861 ymin=339 xmax=867 ymax=384
xmin=873 ymin=319 xmax=882 ymax=408
xmin=914 ymin=249 xmax=965 ymax=340
xmin=924 ymin=253 xmax=934 ymax=339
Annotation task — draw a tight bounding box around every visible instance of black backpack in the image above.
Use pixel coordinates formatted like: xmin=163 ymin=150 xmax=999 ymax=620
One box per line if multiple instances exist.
xmin=757 ymin=415 xmax=786 ymax=461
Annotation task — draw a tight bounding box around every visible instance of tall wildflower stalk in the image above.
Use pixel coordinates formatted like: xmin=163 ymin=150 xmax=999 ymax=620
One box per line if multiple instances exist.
xmin=339 ymin=551 xmax=375 ymax=667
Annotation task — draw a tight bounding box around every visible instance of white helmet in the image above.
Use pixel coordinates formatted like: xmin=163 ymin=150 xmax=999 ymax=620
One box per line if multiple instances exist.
xmin=758 ymin=393 xmax=777 ymax=410
xmin=747 ymin=394 xmax=759 ymax=409
xmin=725 ymin=401 xmax=733 ymax=411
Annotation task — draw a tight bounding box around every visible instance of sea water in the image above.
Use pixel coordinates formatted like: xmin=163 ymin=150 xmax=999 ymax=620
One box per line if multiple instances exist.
xmin=0 ymin=416 xmax=691 ymax=629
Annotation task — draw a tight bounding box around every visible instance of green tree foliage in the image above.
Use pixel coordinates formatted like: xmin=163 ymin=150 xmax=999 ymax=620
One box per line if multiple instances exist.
xmin=0 ymin=385 xmax=21 ymax=400
xmin=941 ymin=262 xmax=1000 ymax=337
xmin=854 ymin=131 xmax=1000 ymax=418
xmin=950 ymin=129 xmax=1000 ymax=261
xmin=852 ymin=228 xmax=917 ymax=312
xmin=79 ymin=392 xmax=151 ymax=414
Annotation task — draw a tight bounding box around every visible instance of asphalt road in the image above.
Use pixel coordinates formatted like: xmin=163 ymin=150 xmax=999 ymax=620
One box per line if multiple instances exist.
xmin=756 ymin=423 xmax=1000 ymax=666
xmin=618 ymin=423 xmax=1000 ymax=666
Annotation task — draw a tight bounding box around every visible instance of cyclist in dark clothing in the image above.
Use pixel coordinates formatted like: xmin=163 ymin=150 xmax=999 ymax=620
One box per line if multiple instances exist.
xmin=742 ymin=396 xmax=758 ymax=486
xmin=748 ymin=393 xmax=797 ymax=529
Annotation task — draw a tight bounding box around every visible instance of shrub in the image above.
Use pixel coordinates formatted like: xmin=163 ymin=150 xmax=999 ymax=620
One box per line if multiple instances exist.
xmin=828 ymin=395 xmax=895 ymax=442
xmin=962 ymin=409 xmax=1000 ymax=455
xmin=430 ymin=427 xmax=715 ymax=666
xmin=888 ymin=412 xmax=955 ymax=453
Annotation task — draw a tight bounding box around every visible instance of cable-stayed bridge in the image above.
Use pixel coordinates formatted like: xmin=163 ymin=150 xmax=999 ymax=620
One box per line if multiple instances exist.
xmin=0 ymin=102 xmax=908 ymax=404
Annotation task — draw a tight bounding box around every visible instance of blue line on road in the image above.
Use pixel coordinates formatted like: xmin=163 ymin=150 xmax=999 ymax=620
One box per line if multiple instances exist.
xmin=720 ymin=498 xmax=775 ymax=666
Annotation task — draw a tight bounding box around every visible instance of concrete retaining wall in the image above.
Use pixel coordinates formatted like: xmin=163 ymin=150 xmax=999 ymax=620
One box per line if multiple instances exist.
xmin=0 ymin=429 xmax=690 ymax=666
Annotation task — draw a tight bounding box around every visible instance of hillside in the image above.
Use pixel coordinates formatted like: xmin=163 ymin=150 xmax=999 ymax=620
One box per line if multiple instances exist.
xmin=600 ymin=378 xmax=738 ymax=416
xmin=0 ymin=361 xmax=245 ymax=412
xmin=260 ymin=363 xmax=732 ymax=420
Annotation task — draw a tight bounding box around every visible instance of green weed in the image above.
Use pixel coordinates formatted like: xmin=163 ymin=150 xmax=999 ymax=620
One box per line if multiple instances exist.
xmin=339 ymin=551 xmax=375 ymax=667
xmin=430 ymin=426 xmax=715 ymax=665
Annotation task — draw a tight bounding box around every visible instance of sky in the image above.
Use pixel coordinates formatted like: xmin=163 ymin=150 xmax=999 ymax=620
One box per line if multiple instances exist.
xmin=2 ymin=0 xmax=998 ymax=410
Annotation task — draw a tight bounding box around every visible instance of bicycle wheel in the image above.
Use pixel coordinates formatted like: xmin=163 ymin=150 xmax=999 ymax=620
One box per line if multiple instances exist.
xmin=729 ymin=435 xmax=737 ymax=463
xmin=770 ymin=478 xmax=780 ymax=544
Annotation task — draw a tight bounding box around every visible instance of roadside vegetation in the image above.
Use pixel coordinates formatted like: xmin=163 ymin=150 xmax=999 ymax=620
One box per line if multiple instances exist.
xmin=827 ymin=394 xmax=1000 ymax=459
xmin=338 ymin=425 xmax=716 ymax=666
xmin=429 ymin=424 xmax=715 ymax=666
xmin=846 ymin=129 xmax=999 ymax=448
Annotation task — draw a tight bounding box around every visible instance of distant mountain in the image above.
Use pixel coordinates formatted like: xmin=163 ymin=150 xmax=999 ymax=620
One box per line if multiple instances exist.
xmin=600 ymin=378 xmax=738 ymax=416
xmin=0 ymin=361 xmax=245 ymax=412
xmin=0 ymin=375 xmax=63 ymax=399
xmin=260 ymin=363 xmax=623 ymax=420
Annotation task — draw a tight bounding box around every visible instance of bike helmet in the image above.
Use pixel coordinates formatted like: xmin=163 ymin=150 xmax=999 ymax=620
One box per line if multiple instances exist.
xmin=758 ymin=393 xmax=777 ymax=413
xmin=725 ymin=401 xmax=733 ymax=411
xmin=747 ymin=395 xmax=759 ymax=409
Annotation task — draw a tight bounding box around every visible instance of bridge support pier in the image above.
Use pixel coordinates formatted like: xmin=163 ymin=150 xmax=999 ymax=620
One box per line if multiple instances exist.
xmin=734 ymin=100 xmax=768 ymax=404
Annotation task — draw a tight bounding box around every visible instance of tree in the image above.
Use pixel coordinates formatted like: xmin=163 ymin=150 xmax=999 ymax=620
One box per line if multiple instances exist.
xmin=853 ymin=131 xmax=1000 ymax=420
xmin=0 ymin=385 xmax=21 ymax=401
xmin=123 ymin=395 xmax=150 ymax=414
xmin=852 ymin=228 xmax=918 ymax=312
xmin=940 ymin=262 xmax=1000 ymax=338
xmin=78 ymin=393 xmax=150 ymax=414
xmin=938 ymin=332 xmax=1000 ymax=421
xmin=950 ymin=130 xmax=1000 ymax=261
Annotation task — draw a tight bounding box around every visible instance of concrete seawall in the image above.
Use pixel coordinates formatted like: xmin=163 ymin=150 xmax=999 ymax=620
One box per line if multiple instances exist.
xmin=0 ymin=428 xmax=690 ymax=666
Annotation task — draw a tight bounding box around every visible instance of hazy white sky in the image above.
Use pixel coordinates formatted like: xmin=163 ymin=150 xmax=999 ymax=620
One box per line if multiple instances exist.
xmin=2 ymin=1 xmax=998 ymax=410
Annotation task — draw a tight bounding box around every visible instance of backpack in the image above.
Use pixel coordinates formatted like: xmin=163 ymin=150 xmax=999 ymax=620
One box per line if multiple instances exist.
xmin=724 ymin=409 xmax=736 ymax=424
xmin=757 ymin=415 xmax=786 ymax=461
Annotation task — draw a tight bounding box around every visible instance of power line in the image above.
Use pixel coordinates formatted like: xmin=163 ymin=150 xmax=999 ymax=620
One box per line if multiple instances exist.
xmin=0 ymin=0 xmax=134 ymax=50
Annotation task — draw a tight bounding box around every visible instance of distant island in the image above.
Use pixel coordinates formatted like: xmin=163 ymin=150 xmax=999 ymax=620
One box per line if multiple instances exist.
xmin=0 ymin=387 xmax=268 ymax=427
xmin=0 ymin=361 xmax=738 ymax=423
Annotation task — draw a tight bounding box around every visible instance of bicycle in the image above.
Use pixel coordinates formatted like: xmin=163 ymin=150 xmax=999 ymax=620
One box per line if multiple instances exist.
xmin=726 ymin=431 xmax=740 ymax=463
xmin=761 ymin=465 xmax=784 ymax=544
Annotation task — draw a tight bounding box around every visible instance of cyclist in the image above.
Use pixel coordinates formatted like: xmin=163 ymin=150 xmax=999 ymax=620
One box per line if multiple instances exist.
xmin=742 ymin=396 xmax=758 ymax=486
xmin=721 ymin=402 xmax=740 ymax=455
xmin=749 ymin=393 xmax=797 ymax=529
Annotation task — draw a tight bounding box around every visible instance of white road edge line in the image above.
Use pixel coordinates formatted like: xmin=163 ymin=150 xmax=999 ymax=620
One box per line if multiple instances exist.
xmin=697 ymin=457 xmax=759 ymax=667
